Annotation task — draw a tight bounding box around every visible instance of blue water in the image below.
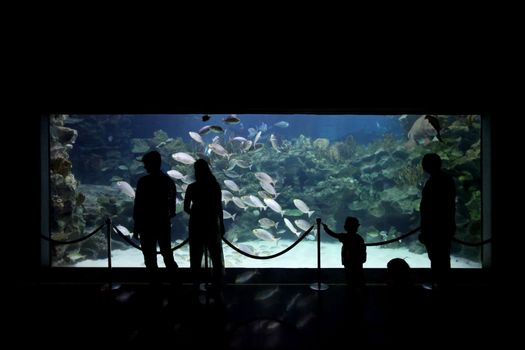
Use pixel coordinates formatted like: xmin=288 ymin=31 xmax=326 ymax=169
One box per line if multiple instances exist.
xmin=54 ymin=114 xmax=482 ymax=268
xmin=125 ymin=114 xmax=404 ymax=145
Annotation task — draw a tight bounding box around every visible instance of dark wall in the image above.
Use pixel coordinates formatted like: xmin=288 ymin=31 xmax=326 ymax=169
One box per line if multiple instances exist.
xmin=489 ymin=112 xmax=511 ymax=283
xmin=7 ymin=115 xmax=41 ymax=283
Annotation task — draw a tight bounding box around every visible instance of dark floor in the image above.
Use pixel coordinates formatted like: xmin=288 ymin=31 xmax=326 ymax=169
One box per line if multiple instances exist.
xmin=10 ymin=277 xmax=500 ymax=349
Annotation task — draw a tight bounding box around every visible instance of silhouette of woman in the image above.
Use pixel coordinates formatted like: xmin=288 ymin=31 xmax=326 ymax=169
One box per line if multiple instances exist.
xmin=184 ymin=159 xmax=225 ymax=293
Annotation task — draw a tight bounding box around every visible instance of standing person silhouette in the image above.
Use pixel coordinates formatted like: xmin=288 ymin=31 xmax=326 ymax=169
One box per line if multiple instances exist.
xmin=184 ymin=159 xmax=225 ymax=297
xmin=419 ymin=153 xmax=456 ymax=290
xmin=322 ymin=216 xmax=367 ymax=291
xmin=133 ymin=150 xmax=178 ymax=285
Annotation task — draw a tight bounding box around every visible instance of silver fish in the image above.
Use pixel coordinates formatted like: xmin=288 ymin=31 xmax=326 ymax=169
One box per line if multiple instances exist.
xmin=293 ymin=199 xmax=314 ymax=217
xmin=116 ymin=181 xmax=135 ymax=198
xmin=252 ymin=229 xmax=279 ymax=244
xmin=172 ymin=152 xmax=196 ymax=165
xmin=263 ymin=198 xmax=284 ymax=216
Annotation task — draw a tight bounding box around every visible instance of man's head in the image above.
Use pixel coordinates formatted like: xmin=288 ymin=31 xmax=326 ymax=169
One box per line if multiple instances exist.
xmin=344 ymin=216 xmax=360 ymax=233
xmin=425 ymin=115 xmax=443 ymax=142
xmin=387 ymin=258 xmax=411 ymax=286
xmin=421 ymin=153 xmax=442 ymax=175
xmin=141 ymin=150 xmax=161 ymax=173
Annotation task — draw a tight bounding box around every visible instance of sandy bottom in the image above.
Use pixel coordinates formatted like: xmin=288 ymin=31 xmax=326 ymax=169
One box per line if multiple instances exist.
xmin=74 ymin=239 xmax=481 ymax=269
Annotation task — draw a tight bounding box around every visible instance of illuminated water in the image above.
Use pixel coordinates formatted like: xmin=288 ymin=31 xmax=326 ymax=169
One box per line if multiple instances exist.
xmin=47 ymin=114 xmax=483 ymax=268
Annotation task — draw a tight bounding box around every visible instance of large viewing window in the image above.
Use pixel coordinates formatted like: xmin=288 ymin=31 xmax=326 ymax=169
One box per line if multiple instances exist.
xmin=42 ymin=114 xmax=485 ymax=268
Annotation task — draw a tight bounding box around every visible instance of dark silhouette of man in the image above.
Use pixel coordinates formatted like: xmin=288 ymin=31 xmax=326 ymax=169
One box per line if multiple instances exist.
xmin=419 ymin=153 xmax=456 ymax=290
xmin=133 ymin=150 xmax=178 ymax=285
xmin=184 ymin=159 xmax=225 ymax=297
xmin=322 ymin=216 xmax=366 ymax=290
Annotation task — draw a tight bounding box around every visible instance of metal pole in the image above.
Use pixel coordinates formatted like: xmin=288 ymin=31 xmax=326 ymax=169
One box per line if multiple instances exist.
xmin=317 ymin=218 xmax=320 ymax=289
xmin=201 ymin=245 xmax=211 ymax=305
xmin=205 ymin=246 xmax=208 ymax=286
xmin=106 ymin=217 xmax=112 ymax=270
xmin=200 ymin=245 xmax=209 ymax=293
xmin=103 ymin=217 xmax=120 ymax=291
xmin=310 ymin=218 xmax=328 ymax=291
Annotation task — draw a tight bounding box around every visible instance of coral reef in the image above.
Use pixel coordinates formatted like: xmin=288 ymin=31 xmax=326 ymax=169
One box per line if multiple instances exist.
xmin=49 ymin=115 xmax=483 ymax=266
xmin=49 ymin=115 xmax=89 ymax=264
xmin=394 ymin=163 xmax=424 ymax=187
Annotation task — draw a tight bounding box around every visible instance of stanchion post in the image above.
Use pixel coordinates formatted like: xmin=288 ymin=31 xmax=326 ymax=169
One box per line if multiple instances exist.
xmin=310 ymin=218 xmax=328 ymax=291
xmin=201 ymin=246 xmax=209 ymax=292
xmin=106 ymin=217 xmax=112 ymax=270
xmin=201 ymin=246 xmax=211 ymax=305
xmin=102 ymin=217 xmax=120 ymax=292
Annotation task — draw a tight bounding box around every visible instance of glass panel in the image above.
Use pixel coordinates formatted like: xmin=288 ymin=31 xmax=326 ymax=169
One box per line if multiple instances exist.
xmin=48 ymin=114 xmax=482 ymax=268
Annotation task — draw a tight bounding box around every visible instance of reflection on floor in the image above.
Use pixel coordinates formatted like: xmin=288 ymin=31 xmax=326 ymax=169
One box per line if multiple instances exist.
xmin=11 ymin=279 xmax=498 ymax=348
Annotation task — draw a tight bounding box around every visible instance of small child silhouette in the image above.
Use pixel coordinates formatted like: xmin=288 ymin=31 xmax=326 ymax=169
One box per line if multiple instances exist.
xmin=322 ymin=216 xmax=367 ymax=289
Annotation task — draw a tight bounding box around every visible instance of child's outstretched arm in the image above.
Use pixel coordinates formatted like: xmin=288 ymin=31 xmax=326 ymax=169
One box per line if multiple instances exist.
xmin=322 ymin=223 xmax=342 ymax=239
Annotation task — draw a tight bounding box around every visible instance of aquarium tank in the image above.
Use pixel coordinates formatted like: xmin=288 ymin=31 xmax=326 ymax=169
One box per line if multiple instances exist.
xmin=46 ymin=114 xmax=483 ymax=268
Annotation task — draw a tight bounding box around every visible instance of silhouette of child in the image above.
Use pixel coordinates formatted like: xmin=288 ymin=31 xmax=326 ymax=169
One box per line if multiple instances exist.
xmin=322 ymin=217 xmax=366 ymax=289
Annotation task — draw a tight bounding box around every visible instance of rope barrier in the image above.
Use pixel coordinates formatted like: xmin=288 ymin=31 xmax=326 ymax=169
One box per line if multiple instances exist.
xmin=365 ymin=227 xmax=421 ymax=247
xmin=111 ymin=224 xmax=189 ymax=254
xmin=452 ymin=237 xmax=492 ymax=246
xmin=222 ymin=225 xmax=315 ymax=260
xmin=40 ymin=222 xmax=105 ymax=244
xmin=364 ymin=226 xmax=492 ymax=247
xmin=40 ymin=218 xmax=491 ymax=258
